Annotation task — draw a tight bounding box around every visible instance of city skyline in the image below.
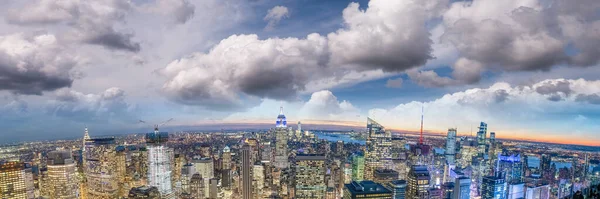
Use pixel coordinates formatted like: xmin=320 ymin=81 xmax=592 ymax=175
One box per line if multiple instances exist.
xmin=0 ymin=0 xmax=599 ymax=146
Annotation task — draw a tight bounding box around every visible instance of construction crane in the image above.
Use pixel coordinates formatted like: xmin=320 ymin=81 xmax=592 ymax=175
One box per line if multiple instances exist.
xmin=137 ymin=118 xmax=174 ymax=131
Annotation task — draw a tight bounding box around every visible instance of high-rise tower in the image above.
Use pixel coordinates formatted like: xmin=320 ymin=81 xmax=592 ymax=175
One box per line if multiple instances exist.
xmin=47 ymin=150 xmax=79 ymax=199
xmin=476 ymin=122 xmax=488 ymax=156
xmin=274 ymin=107 xmax=289 ymax=169
xmin=294 ymin=154 xmax=327 ymax=199
xmin=445 ymin=128 xmax=457 ymax=164
xmin=84 ymin=138 xmax=118 ymax=198
xmin=146 ymin=126 xmax=174 ymax=198
xmin=0 ymin=162 xmax=34 ymax=199
xmin=406 ymin=165 xmax=430 ymax=199
xmin=364 ymin=118 xmax=392 ymax=180
xmin=241 ymin=144 xmax=253 ymax=199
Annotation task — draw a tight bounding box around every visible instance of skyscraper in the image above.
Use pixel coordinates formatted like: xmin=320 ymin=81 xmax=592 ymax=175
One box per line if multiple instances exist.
xmin=46 ymin=150 xmax=79 ymax=199
xmin=274 ymin=106 xmax=289 ymax=169
xmin=351 ymin=153 xmax=365 ymax=181
xmin=241 ymin=144 xmax=253 ymax=199
xmin=476 ymin=122 xmax=488 ymax=156
xmin=146 ymin=127 xmax=174 ymax=198
xmin=389 ymin=180 xmax=407 ymax=199
xmin=445 ymin=128 xmax=457 ymax=165
xmin=295 ymin=154 xmax=327 ymax=199
xmin=253 ymin=164 xmax=265 ymax=198
xmin=406 ymin=165 xmax=430 ymax=199
xmin=364 ymin=118 xmax=392 ymax=180
xmin=0 ymin=162 xmax=34 ymax=199
xmin=84 ymin=138 xmax=118 ymax=198
xmin=192 ymin=157 xmax=214 ymax=198
xmin=481 ymin=175 xmax=506 ymax=199
xmin=453 ymin=177 xmax=471 ymax=199
xmin=496 ymin=153 xmax=523 ymax=184
xmin=221 ymin=146 xmax=232 ymax=188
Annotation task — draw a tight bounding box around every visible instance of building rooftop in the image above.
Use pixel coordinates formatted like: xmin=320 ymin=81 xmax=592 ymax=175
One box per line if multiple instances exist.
xmin=296 ymin=154 xmax=326 ymax=161
xmin=345 ymin=180 xmax=392 ymax=195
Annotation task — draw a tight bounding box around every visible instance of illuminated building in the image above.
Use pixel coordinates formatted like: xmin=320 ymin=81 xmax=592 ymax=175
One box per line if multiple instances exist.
xmin=506 ymin=182 xmax=524 ymax=199
xmin=84 ymin=138 xmax=118 ymax=198
xmin=445 ymin=128 xmax=457 ymax=164
xmin=374 ymin=169 xmax=399 ymax=185
xmin=241 ymin=144 xmax=252 ymax=199
xmin=351 ymin=153 xmax=365 ymax=181
xmin=388 ymin=180 xmax=407 ymax=199
xmin=481 ymin=175 xmax=506 ymax=199
xmin=453 ymin=177 xmax=470 ymax=199
xmin=128 ymin=186 xmax=161 ymax=198
xmin=146 ymin=127 xmax=174 ymax=198
xmin=406 ymin=165 xmax=430 ymax=199
xmin=295 ymin=154 xmax=327 ymax=199
xmin=46 ymin=150 xmax=79 ymax=199
xmin=0 ymin=161 xmax=34 ymax=199
xmin=253 ymin=164 xmax=265 ymax=198
xmin=525 ymin=183 xmax=550 ymax=199
xmin=476 ymin=122 xmax=488 ymax=156
xmin=496 ymin=153 xmax=524 ymax=184
xmin=364 ymin=118 xmax=392 ymax=180
xmin=173 ymin=154 xmax=184 ymax=190
xmin=274 ymin=107 xmax=289 ymax=169
xmin=344 ymin=180 xmax=392 ymax=199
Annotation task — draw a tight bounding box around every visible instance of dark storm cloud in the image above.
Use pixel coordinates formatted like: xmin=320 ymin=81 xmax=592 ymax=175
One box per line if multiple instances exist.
xmin=173 ymin=0 xmax=196 ymax=24
xmin=86 ymin=29 xmax=141 ymax=52
xmin=535 ymin=80 xmax=572 ymax=96
xmin=0 ymin=35 xmax=77 ymax=95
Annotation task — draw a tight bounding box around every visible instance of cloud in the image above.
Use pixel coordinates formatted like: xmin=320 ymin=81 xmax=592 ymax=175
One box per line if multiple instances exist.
xmin=434 ymin=0 xmax=600 ymax=86
xmin=225 ymin=90 xmax=360 ymax=122
xmin=299 ymin=90 xmax=360 ymax=120
xmin=264 ymin=6 xmax=289 ymax=31
xmin=406 ymin=69 xmax=457 ymax=88
xmin=0 ymin=33 xmax=80 ymax=95
xmin=143 ymin=0 xmax=196 ymax=24
xmin=386 ymin=78 xmax=404 ymax=88
xmin=6 ymin=0 xmax=141 ymax=52
xmin=162 ymin=0 xmax=448 ymax=109
xmin=369 ymin=78 xmax=600 ymax=143
xmin=47 ymin=87 xmax=135 ymax=121
xmin=575 ymin=94 xmax=600 ymax=104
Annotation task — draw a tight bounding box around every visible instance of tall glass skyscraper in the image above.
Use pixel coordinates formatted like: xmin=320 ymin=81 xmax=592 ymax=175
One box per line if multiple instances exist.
xmin=445 ymin=128 xmax=457 ymax=164
xmin=351 ymin=153 xmax=365 ymax=181
xmin=481 ymin=175 xmax=506 ymax=199
xmin=454 ymin=177 xmax=471 ymax=199
xmin=241 ymin=144 xmax=253 ymax=199
xmin=477 ymin=122 xmax=488 ymax=156
xmin=364 ymin=117 xmax=392 ymax=180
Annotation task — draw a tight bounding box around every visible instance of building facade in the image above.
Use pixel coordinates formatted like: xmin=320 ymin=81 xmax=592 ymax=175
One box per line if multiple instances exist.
xmin=295 ymin=154 xmax=327 ymax=199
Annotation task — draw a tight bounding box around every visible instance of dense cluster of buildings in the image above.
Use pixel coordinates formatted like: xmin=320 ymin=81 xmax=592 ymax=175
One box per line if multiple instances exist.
xmin=1 ymin=107 xmax=599 ymax=199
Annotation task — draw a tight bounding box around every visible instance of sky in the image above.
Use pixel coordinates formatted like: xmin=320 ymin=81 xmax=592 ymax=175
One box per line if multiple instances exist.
xmin=0 ymin=0 xmax=599 ymax=146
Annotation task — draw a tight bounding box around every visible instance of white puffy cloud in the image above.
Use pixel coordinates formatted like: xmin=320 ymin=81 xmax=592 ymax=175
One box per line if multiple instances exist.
xmin=264 ymin=6 xmax=289 ymax=31
xmin=225 ymin=90 xmax=361 ymax=122
xmin=0 ymin=33 xmax=81 ymax=94
xmin=162 ymin=0 xmax=448 ymax=109
xmin=369 ymin=78 xmax=600 ymax=143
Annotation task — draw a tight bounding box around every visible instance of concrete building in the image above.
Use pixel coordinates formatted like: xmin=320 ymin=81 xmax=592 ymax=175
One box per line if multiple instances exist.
xmin=295 ymin=154 xmax=327 ymax=199
xmin=84 ymin=138 xmax=118 ymax=199
xmin=406 ymin=165 xmax=430 ymax=199
xmin=364 ymin=118 xmax=392 ymax=180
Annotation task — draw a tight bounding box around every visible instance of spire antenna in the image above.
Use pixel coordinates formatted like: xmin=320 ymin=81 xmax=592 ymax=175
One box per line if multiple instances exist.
xmin=420 ymin=105 xmax=424 ymax=145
